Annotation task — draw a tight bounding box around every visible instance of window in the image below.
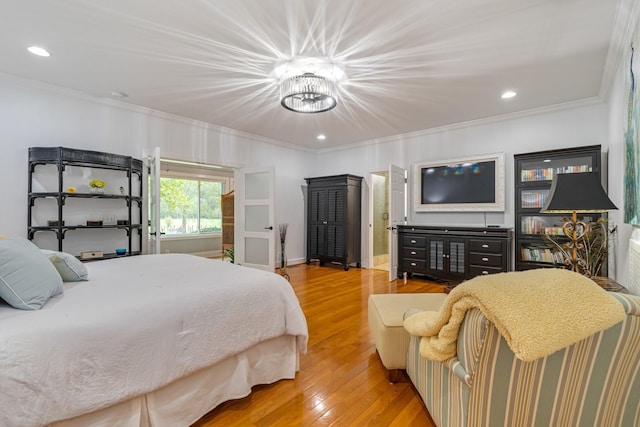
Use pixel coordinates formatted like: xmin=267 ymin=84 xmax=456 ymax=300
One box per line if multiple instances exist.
xmin=159 ymin=177 xmax=224 ymax=235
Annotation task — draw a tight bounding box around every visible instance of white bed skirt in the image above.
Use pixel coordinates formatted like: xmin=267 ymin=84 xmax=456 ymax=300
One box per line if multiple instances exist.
xmin=50 ymin=335 xmax=298 ymax=427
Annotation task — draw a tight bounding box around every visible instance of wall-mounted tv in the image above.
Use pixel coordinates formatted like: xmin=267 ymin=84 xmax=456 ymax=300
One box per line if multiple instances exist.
xmin=413 ymin=153 xmax=505 ymax=212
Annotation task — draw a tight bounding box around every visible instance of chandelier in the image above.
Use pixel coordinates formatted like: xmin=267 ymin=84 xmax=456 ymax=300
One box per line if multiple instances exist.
xmin=280 ymin=72 xmax=337 ymax=113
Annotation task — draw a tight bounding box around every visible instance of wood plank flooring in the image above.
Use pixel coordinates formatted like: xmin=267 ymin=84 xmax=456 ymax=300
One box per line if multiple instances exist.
xmin=193 ymin=264 xmax=443 ymax=426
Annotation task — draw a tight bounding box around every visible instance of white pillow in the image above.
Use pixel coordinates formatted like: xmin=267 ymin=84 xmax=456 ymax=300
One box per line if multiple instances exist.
xmin=41 ymin=250 xmax=89 ymax=282
xmin=0 ymin=237 xmax=64 ymax=310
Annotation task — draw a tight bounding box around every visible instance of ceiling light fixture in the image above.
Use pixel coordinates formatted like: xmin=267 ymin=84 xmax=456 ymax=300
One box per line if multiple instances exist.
xmin=501 ymin=90 xmax=517 ymax=99
xmin=274 ymin=56 xmax=344 ymax=114
xmin=317 ymin=134 xmax=326 ymax=140
xmin=27 ymin=46 xmax=51 ymax=57
xmin=280 ymin=73 xmax=337 ymax=113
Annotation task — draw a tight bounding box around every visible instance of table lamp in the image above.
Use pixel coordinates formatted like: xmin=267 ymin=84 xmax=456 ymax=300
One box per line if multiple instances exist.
xmin=540 ymin=172 xmax=617 ymax=274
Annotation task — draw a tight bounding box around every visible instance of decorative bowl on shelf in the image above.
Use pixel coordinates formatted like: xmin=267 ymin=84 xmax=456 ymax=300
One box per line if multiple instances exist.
xmin=115 ymin=248 xmax=126 ymax=255
xmin=89 ymin=179 xmax=106 ymax=194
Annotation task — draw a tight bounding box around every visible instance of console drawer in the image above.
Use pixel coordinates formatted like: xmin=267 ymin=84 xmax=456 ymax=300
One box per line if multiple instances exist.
xmin=402 ymin=247 xmax=426 ymax=259
xmin=469 ymin=253 xmax=503 ymax=268
xmin=469 ymin=265 xmax=503 ymax=276
xmin=403 ymin=259 xmax=426 ymax=272
xmin=402 ymin=235 xmax=426 ymax=247
xmin=469 ymin=239 xmax=503 ymax=254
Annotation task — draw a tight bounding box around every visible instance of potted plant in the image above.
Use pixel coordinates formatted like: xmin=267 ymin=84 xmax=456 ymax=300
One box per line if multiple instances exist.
xmin=223 ymin=246 xmax=234 ymax=263
xmin=89 ymin=179 xmax=106 ymax=194
xmin=545 ymin=217 xmax=612 ymax=278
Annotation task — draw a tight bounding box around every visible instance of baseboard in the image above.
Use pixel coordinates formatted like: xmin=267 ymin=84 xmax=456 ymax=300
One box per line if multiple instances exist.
xmin=191 ymin=250 xmax=222 ymax=258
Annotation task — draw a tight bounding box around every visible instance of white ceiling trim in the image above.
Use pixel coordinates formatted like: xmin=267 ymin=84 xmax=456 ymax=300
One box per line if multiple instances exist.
xmin=4 ymin=70 xmax=606 ymax=156
xmin=0 ymin=0 xmax=619 ymax=150
xmin=1 ymin=71 xmax=315 ymax=154
xmin=317 ymin=97 xmax=605 ymax=154
xmin=599 ymin=0 xmax=640 ymax=101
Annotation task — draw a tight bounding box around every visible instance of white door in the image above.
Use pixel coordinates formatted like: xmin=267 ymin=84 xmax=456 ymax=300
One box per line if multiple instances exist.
xmin=234 ymin=166 xmax=276 ymax=271
xmin=388 ymin=164 xmax=406 ymax=281
xmin=146 ymin=147 xmax=161 ymax=254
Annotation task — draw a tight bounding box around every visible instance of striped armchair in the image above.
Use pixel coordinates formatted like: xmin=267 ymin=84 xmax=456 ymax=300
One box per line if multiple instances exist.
xmin=406 ymin=293 xmax=640 ymax=427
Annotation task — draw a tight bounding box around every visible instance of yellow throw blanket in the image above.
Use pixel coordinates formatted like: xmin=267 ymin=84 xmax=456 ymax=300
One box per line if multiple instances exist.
xmin=403 ymin=269 xmax=626 ymax=362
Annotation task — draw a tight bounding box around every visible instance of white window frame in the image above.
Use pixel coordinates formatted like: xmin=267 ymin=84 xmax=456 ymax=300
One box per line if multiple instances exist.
xmin=159 ymin=170 xmax=232 ymax=240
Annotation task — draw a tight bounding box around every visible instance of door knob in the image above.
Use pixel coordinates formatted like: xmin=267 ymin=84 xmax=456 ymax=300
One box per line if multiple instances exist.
xmin=264 ymin=226 xmax=273 ymax=230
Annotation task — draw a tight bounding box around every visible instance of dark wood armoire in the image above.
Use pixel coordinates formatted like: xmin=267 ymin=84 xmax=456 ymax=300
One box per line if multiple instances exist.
xmin=305 ymin=174 xmax=362 ymax=271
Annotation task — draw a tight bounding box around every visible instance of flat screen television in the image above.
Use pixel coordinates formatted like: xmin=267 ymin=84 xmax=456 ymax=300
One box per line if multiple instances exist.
xmin=413 ymin=153 xmax=505 ymax=212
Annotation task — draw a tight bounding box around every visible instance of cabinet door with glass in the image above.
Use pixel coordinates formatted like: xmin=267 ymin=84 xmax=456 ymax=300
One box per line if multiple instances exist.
xmin=514 ymin=145 xmax=602 ymax=271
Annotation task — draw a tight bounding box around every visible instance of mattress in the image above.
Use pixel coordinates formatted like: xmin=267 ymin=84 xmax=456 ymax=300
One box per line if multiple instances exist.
xmin=0 ymin=254 xmax=308 ymax=427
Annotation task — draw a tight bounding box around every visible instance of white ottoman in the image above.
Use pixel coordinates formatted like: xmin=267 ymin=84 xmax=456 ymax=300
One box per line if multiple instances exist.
xmin=368 ymin=293 xmax=448 ymax=381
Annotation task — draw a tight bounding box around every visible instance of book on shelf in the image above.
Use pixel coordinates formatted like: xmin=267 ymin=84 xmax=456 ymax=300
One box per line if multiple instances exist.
xmin=520 ymin=165 xmax=592 ymax=183
xmin=520 ymin=247 xmax=564 ymax=263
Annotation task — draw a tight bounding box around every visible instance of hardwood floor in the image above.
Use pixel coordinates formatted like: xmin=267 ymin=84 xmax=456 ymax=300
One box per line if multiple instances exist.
xmin=193 ymin=264 xmax=443 ymax=426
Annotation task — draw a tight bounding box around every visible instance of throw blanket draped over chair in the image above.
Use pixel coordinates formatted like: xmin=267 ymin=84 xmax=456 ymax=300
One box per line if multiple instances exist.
xmin=403 ymin=268 xmax=626 ymax=362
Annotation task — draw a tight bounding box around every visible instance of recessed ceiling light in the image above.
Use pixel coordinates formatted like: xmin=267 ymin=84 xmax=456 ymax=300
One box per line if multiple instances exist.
xmin=501 ymin=91 xmax=517 ymax=99
xmin=27 ymin=46 xmax=51 ymax=57
xmin=317 ymin=134 xmax=326 ymax=140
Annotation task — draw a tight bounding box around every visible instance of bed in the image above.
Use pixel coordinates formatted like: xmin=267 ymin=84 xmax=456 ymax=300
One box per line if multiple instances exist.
xmin=0 ymin=249 xmax=308 ymax=427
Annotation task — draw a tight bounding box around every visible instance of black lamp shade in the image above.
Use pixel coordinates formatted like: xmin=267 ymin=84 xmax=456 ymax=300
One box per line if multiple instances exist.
xmin=541 ymin=172 xmax=618 ymax=213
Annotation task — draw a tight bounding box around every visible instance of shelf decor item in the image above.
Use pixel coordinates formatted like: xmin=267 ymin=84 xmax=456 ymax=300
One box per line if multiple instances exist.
xmin=89 ymin=179 xmax=106 ymax=194
xmin=541 ymin=172 xmax=618 ymax=276
xmin=279 ymin=223 xmax=289 ymax=281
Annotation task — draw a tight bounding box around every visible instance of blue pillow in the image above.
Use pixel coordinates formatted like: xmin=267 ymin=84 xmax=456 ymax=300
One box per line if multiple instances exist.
xmin=0 ymin=237 xmax=64 ymax=310
xmin=41 ymin=250 xmax=89 ymax=282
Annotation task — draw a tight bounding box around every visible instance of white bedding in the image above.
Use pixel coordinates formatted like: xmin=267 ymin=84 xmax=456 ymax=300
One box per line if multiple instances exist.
xmin=0 ymin=254 xmax=308 ymax=427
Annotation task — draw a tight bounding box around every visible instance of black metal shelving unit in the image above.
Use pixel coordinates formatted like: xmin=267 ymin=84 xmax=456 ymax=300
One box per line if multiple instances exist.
xmin=28 ymin=146 xmax=144 ymax=260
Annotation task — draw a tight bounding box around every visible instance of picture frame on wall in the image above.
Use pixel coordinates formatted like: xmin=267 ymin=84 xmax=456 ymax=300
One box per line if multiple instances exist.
xmin=624 ymin=21 xmax=640 ymax=225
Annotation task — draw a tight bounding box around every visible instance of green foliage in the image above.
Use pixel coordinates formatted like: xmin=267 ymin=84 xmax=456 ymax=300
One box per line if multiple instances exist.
xmin=545 ymin=218 xmax=610 ymax=277
xmin=223 ymin=246 xmax=234 ymax=263
xmin=159 ymin=177 xmax=223 ymax=234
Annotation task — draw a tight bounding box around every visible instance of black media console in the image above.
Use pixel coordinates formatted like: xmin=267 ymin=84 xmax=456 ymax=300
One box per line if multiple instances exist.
xmin=397 ymin=225 xmax=512 ymax=282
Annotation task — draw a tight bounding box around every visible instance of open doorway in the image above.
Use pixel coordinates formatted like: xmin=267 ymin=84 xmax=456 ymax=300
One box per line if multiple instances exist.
xmin=371 ymin=171 xmax=390 ymax=271
xmin=152 ymin=157 xmax=234 ymax=258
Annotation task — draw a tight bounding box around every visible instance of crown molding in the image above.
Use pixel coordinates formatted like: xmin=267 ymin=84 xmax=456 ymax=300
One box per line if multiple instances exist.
xmin=317 ymin=97 xmax=604 ymax=154
xmin=0 ymin=71 xmax=608 ymax=157
xmin=599 ymin=0 xmax=640 ymax=101
xmin=0 ymin=71 xmax=316 ymax=154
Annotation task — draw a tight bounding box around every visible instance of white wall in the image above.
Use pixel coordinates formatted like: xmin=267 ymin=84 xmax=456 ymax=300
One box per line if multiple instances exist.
xmin=3 ymin=69 xmax=631 ymax=280
xmin=0 ymin=73 xmax=314 ymax=264
xmin=315 ymin=101 xmax=610 ymax=270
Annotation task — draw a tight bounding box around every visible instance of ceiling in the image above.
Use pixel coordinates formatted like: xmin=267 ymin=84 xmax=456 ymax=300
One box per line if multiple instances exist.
xmin=0 ymin=0 xmax=626 ymax=150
